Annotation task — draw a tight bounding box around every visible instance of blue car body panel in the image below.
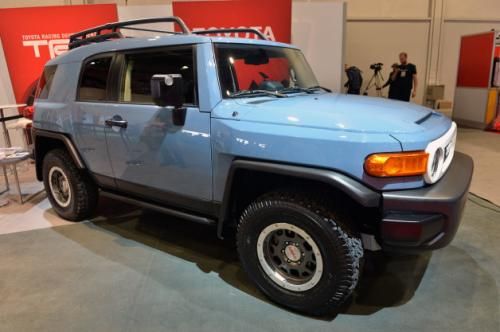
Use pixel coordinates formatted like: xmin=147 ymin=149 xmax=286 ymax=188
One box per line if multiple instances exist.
xmin=34 ymin=34 xmax=453 ymax=205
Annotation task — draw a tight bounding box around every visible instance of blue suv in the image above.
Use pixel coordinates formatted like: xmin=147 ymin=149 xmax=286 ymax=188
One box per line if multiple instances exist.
xmin=32 ymin=17 xmax=473 ymax=315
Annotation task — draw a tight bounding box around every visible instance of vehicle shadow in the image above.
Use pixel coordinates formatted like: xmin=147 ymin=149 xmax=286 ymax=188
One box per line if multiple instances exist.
xmin=65 ymin=197 xmax=431 ymax=319
xmin=343 ymin=251 xmax=431 ymax=315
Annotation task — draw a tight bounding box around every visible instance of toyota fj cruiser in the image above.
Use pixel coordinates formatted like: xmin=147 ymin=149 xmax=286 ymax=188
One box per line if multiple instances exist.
xmin=33 ymin=17 xmax=473 ymax=316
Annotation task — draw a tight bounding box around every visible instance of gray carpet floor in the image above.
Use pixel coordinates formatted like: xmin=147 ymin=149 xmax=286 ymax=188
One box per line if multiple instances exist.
xmin=456 ymin=128 xmax=500 ymax=206
xmin=0 ymin=194 xmax=498 ymax=332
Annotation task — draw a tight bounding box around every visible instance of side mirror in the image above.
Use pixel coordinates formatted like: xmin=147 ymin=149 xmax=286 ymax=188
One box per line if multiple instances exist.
xmin=151 ymin=74 xmax=187 ymax=126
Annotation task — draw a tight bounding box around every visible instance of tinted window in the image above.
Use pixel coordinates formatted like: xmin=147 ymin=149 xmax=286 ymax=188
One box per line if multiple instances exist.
xmin=120 ymin=47 xmax=196 ymax=105
xmin=78 ymin=57 xmax=112 ymax=101
xmin=37 ymin=65 xmax=57 ymax=99
xmin=214 ymin=44 xmax=318 ymax=98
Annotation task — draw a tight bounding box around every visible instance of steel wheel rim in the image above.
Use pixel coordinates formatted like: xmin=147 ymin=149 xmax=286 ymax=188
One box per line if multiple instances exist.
xmin=48 ymin=166 xmax=72 ymax=208
xmin=257 ymin=222 xmax=324 ymax=292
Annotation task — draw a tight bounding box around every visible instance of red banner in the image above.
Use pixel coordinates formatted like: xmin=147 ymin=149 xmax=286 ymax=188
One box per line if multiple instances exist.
xmin=456 ymin=32 xmax=495 ymax=88
xmin=0 ymin=4 xmax=118 ymax=104
xmin=172 ymin=0 xmax=291 ymax=43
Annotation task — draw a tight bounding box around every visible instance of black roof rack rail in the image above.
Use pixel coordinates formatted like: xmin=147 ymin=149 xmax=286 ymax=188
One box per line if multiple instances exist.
xmin=69 ymin=32 xmax=123 ymax=50
xmin=193 ymin=28 xmax=267 ymax=40
xmin=69 ymin=16 xmax=191 ymax=49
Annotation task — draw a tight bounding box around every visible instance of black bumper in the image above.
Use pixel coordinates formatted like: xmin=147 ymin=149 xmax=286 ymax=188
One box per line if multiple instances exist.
xmin=380 ymin=152 xmax=473 ymax=253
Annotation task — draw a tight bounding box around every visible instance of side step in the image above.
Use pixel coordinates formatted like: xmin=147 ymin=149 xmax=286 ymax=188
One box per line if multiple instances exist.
xmin=100 ymin=190 xmax=216 ymax=226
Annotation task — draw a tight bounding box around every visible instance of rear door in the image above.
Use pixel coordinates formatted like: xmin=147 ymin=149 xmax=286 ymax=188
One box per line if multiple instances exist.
xmin=72 ymin=54 xmax=116 ymax=188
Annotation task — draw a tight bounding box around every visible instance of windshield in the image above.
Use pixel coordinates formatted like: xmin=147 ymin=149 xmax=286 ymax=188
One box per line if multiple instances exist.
xmin=214 ymin=43 xmax=319 ymax=98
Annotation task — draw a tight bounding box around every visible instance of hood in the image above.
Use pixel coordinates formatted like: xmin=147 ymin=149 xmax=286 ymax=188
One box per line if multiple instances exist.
xmin=213 ymin=93 xmax=438 ymax=134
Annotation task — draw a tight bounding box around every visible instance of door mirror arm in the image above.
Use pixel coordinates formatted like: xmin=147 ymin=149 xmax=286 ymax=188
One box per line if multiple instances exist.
xmin=171 ymin=106 xmax=187 ymax=126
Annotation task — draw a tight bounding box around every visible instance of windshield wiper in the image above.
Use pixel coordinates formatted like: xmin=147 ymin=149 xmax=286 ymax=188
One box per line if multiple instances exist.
xmin=280 ymin=87 xmax=316 ymax=94
xmin=307 ymin=85 xmax=332 ymax=93
xmin=280 ymin=86 xmax=332 ymax=95
xmin=229 ymin=90 xmax=288 ymax=98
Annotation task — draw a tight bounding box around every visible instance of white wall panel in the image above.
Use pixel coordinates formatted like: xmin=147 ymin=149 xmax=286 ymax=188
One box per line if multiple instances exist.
xmin=292 ymin=0 xmax=346 ymax=92
xmin=0 ymin=38 xmax=26 ymax=148
xmin=345 ymin=21 xmax=429 ymax=103
xmin=96 ymin=0 xmax=170 ymax=4
xmin=444 ymin=0 xmax=500 ymax=19
xmin=0 ymin=38 xmax=15 ymax=106
xmin=0 ymin=0 xmax=66 ymax=8
xmin=117 ymin=4 xmax=174 ymax=36
xmin=345 ymin=0 xmax=430 ymax=18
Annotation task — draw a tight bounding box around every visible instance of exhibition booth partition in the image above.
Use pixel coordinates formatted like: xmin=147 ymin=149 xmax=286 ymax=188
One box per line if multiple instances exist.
xmin=453 ymin=30 xmax=500 ymax=131
xmin=0 ymin=1 xmax=346 ymax=113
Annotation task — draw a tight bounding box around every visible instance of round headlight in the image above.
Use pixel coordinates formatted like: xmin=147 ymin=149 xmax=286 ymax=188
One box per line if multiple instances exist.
xmin=430 ymin=148 xmax=443 ymax=178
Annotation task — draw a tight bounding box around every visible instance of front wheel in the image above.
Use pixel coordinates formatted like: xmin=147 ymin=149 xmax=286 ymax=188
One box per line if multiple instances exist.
xmin=237 ymin=191 xmax=363 ymax=316
xmin=42 ymin=149 xmax=98 ymax=221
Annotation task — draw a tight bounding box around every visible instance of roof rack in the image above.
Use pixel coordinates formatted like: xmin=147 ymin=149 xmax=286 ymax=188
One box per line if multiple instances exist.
xmin=68 ymin=16 xmax=191 ymax=49
xmin=68 ymin=17 xmax=269 ymax=50
xmin=193 ymin=28 xmax=267 ymax=40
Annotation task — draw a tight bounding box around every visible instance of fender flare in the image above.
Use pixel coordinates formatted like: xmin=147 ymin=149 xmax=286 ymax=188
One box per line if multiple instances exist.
xmin=217 ymin=159 xmax=381 ymax=238
xmin=32 ymin=128 xmax=85 ymax=180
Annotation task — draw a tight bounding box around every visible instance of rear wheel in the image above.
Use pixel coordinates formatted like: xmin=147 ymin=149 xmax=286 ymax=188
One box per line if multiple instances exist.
xmin=237 ymin=190 xmax=363 ymax=316
xmin=42 ymin=149 xmax=97 ymax=221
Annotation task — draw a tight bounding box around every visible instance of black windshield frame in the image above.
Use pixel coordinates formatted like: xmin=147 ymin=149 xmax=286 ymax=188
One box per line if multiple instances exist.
xmin=214 ymin=43 xmax=319 ymax=98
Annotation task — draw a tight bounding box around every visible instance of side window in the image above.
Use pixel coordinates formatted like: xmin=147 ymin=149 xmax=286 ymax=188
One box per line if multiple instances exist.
xmin=78 ymin=57 xmax=112 ymax=101
xmin=120 ymin=47 xmax=196 ymax=105
xmin=37 ymin=65 xmax=57 ymax=99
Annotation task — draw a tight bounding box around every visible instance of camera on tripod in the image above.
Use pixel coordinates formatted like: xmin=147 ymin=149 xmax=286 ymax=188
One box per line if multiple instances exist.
xmin=363 ymin=62 xmax=385 ymax=96
xmin=370 ymin=62 xmax=384 ymax=72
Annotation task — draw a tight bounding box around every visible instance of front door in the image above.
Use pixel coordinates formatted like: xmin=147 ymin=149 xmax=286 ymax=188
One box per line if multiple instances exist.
xmin=104 ymin=46 xmax=213 ymax=212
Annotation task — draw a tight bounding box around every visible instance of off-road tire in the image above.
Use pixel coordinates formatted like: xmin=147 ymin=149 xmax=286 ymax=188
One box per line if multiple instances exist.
xmin=236 ymin=190 xmax=363 ymax=316
xmin=42 ymin=149 xmax=98 ymax=221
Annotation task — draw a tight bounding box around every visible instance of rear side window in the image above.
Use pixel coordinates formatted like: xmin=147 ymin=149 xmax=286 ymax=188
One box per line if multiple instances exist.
xmin=78 ymin=57 xmax=112 ymax=101
xmin=120 ymin=47 xmax=196 ymax=105
xmin=37 ymin=65 xmax=57 ymax=99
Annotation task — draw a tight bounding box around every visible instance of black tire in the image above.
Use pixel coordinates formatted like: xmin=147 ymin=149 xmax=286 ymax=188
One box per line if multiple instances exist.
xmin=236 ymin=190 xmax=363 ymax=316
xmin=42 ymin=149 xmax=98 ymax=221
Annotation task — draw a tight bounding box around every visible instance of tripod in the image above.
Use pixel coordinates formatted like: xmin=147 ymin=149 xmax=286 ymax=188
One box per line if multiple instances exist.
xmin=362 ymin=69 xmax=385 ymax=97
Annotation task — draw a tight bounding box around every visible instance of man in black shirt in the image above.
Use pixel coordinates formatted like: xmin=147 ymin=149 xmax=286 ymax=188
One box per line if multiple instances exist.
xmin=394 ymin=52 xmax=418 ymax=102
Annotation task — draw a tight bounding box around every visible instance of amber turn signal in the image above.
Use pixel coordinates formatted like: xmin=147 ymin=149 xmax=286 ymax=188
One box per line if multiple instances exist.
xmin=364 ymin=151 xmax=429 ymax=177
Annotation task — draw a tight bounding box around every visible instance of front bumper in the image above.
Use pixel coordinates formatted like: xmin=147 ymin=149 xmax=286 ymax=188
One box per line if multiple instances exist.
xmin=380 ymin=152 xmax=473 ymax=253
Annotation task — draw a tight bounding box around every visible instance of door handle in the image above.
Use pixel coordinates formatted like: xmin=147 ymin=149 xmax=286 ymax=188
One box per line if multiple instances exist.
xmin=105 ymin=117 xmax=128 ymax=129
